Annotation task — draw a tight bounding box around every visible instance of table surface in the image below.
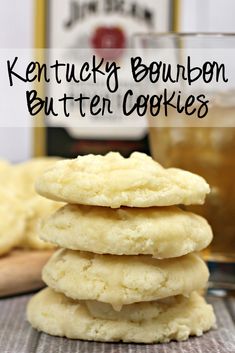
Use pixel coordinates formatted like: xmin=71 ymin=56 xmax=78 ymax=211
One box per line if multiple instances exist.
xmin=0 ymin=293 xmax=235 ymax=353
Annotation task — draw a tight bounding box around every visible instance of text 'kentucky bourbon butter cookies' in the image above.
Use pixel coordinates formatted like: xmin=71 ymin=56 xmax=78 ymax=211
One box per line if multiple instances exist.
xmin=27 ymin=288 xmax=216 ymax=343
xmin=35 ymin=152 xmax=210 ymax=208
xmin=39 ymin=204 xmax=213 ymax=258
xmin=42 ymin=249 xmax=209 ymax=310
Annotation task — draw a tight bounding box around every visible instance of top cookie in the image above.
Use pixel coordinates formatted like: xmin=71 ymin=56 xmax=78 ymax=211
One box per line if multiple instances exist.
xmin=36 ymin=152 xmax=210 ymax=208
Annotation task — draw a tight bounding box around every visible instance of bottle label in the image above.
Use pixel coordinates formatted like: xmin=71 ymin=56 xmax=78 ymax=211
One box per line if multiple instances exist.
xmin=45 ymin=0 xmax=171 ymax=155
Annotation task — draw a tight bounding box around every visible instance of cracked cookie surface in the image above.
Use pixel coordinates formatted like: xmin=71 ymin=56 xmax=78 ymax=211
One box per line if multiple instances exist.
xmin=42 ymin=249 xmax=209 ymax=309
xmin=27 ymin=288 xmax=216 ymax=343
xmin=35 ymin=152 xmax=210 ymax=208
xmin=39 ymin=204 xmax=213 ymax=258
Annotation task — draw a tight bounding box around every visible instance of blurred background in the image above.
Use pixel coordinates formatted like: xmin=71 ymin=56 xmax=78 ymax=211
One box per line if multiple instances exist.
xmin=1 ymin=0 xmax=235 ymax=162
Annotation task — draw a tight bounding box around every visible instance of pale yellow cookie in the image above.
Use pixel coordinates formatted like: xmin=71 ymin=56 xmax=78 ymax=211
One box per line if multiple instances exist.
xmin=35 ymin=152 xmax=210 ymax=208
xmin=27 ymin=288 xmax=216 ymax=343
xmin=42 ymin=250 xmax=209 ymax=310
xmin=0 ymin=188 xmax=26 ymax=256
xmin=22 ymin=196 xmax=61 ymax=250
xmin=40 ymin=204 xmax=212 ymax=258
xmin=14 ymin=158 xmax=62 ymax=250
xmin=0 ymin=160 xmax=11 ymax=175
xmin=14 ymin=157 xmax=61 ymax=198
xmin=0 ymin=160 xmax=16 ymax=189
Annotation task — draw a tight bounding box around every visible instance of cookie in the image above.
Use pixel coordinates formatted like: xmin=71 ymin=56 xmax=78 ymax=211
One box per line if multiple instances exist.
xmin=14 ymin=158 xmax=62 ymax=250
xmin=42 ymin=249 xmax=209 ymax=309
xmin=0 ymin=188 xmax=26 ymax=256
xmin=0 ymin=160 xmax=17 ymax=190
xmin=40 ymin=204 xmax=212 ymax=258
xmin=14 ymin=157 xmax=61 ymax=198
xmin=21 ymin=196 xmax=60 ymax=250
xmin=0 ymin=160 xmax=11 ymax=176
xmin=35 ymin=152 xmax=210 ymax=208
xmin=27 ymin=288 xmax=216 ymax=343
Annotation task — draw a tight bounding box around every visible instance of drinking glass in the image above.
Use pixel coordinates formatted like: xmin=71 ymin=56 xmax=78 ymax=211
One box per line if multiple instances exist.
xmin=133 ymin=33 xmax=235 ymax=295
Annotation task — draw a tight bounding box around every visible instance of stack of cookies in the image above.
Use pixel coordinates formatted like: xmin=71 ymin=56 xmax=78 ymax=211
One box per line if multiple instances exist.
xmin=27 ymin=152 xmax=216 ymax=343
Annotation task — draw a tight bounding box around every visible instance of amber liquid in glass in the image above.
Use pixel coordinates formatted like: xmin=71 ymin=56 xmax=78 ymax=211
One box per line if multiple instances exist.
xmin=149 ymin=105 xmax=235 ymax=264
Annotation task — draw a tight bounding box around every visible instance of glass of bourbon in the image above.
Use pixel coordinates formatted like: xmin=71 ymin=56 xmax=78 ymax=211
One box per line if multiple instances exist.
xmin=134 ymin=33 xmax=235 ymax=295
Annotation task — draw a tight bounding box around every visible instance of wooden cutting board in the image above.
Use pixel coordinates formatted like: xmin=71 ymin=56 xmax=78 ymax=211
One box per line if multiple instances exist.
xmin=0 ymin=249 xmax=53 ymax=297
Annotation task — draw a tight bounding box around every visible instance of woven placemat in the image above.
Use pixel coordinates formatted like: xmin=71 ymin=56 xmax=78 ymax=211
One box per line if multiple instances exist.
xmin=0 ymin=293 xmax=235 ymax=353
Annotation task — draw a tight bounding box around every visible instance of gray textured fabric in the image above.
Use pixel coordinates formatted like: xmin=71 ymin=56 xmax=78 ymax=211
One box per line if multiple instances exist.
xmin=0 ymin=294 xmax=234 ymax=353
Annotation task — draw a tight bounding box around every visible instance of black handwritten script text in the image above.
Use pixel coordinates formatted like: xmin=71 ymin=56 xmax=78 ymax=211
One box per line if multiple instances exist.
xmin=6 ymin=54 xmax=228 ymax=119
